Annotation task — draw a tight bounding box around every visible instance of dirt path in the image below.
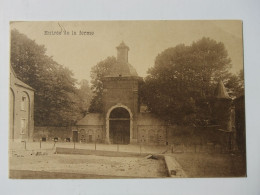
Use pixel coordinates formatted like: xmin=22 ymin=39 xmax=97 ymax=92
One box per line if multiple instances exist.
xmin=9 ymin=153 xmax=167 ymax=178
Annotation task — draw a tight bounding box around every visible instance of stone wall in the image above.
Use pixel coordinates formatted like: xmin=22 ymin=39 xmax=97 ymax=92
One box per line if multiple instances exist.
xmin=103 ymin=77 xmax=141 ymax=142
xmin=137 ymin=125 xmax=167 ymax=145
xmin=234 ymin=95 xmax=246 ymax=153
xmin=77 ymin=125 xmax=104 ymax=143
xmin=33 ymin=126 xmax=73 ymax=142
xmin=10 ymin=68 xmax=34 ymax=141
xmin=103 ymin=78 xmax=139 ymax=117
xmin=136 ymin=124 xmax=234 ymax=150
xmin=210 ymin=98 xmax=233 ymax=131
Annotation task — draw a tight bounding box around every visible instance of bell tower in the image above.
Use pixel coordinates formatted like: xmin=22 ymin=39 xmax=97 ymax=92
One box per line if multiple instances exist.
xmin=102 ymin=42 xmax=141 ymax=144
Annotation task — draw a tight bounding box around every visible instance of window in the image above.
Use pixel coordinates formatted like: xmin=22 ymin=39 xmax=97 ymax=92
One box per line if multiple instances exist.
xmin=21 ymin=119 xmax=26 ymax=134
xmin=21 ymin=96 xmax=26 ymax=110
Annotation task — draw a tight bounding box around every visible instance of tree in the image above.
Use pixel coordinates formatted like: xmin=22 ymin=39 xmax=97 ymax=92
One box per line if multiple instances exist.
xmin=88 ymin=56 xmax=116 ymax=112
xmin=141 ymin=37 xmax=236 ymax=125
xmin=11 ymin=29 xmax=83 ymax=126
xmin=77 ymin=79 xmax=93 ymax=115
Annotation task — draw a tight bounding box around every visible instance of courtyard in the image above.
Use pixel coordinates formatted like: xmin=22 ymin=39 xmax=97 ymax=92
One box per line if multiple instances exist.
xmin=9 ymin=141 xmax=246 ymax=179
xmin=10 ymin=153 xmax=167 ymax=178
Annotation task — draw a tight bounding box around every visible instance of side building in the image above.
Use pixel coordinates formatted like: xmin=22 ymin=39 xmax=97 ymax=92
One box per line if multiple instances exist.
xmin=9 ymin=67 xmax=34 ymax=141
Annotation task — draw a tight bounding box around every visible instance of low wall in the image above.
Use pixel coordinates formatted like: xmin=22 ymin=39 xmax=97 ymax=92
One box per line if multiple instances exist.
xmin=33 ymin=126 xmax=73 ymax=142
xmin=33 ymin=125 xmax=234 ymax=153
xmin=166 ymin=125 xmax=233 ymax=153
xmin=136 ymin=124 xmax=233 ymax=149
xmin=77 ymin=125 xmax=104 ymax=143
xmin=167 ymin=126 xmax=232 ymax=145
xmin=56 ymin=147 xmax=148 ymax=157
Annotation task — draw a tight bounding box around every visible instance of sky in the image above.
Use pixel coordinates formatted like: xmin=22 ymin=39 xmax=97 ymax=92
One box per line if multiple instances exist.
xmin=10 ymin=20 xmax=243 ymax=83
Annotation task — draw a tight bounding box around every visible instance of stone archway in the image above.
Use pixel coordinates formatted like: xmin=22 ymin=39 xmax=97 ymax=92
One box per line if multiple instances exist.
xmin=106 ymin=104 xmax=133 ymax=144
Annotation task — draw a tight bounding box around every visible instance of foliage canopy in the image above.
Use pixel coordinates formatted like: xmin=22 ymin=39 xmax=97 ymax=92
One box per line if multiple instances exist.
xmin=141 ymin=37 xmax=243 ymax=125
xmin=88 ymin=56 xmax=116 ymax=113
xmin=11 ymin=29 xmax=92 ymax=126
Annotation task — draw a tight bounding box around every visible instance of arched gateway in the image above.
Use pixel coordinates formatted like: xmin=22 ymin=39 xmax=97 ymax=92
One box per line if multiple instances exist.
xmin=106 ymin=104 xmax=133 ymax=144
xmin=109 ymin=107 xmax=130 ymax=144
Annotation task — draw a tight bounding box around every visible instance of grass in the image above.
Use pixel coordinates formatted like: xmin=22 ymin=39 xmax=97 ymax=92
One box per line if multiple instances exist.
xmin=174 ymin=152 xmax=246 ymax=177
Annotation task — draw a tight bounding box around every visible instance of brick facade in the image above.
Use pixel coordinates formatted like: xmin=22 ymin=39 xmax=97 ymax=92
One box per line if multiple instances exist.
xmin=9 ymin=67 xmax=34 ymax=141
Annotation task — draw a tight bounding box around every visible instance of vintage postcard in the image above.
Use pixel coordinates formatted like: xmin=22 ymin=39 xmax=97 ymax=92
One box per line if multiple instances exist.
xmin=9 ymin=20 xmax=246 ymax=179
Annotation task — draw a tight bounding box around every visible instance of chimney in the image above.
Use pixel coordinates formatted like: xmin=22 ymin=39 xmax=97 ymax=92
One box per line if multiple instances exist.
xmin=116 ymin=41 xmax=129 ymax=63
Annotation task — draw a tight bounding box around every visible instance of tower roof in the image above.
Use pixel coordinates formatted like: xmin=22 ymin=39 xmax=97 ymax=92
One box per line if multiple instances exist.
xmin=108 ymin=62 xmax=138 ymax=77
xmin=214 ymin=80 xmax=230 ymax=99
xmin=116 ymin=41 xmax=129 ymax=50
xmin=106 ymin=42 xmax=138 ymax=77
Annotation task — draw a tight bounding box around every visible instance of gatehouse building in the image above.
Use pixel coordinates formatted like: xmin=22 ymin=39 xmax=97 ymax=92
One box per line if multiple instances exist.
xmin=76 ymin=42 xmax=168 ymax=145
xmin=75 ymin=42 xmax=238 ymax=147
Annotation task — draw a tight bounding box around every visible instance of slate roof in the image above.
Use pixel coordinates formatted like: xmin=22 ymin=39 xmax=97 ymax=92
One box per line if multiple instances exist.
xmin=108 ymin=62 xmax=138 ymax=77
xmin=116 ymin=41 xmax=129 ymax=50
xmin=76 ymin=113 xmax=104 ymax=126
xmin=106 ymin=42 xmax=138 ymax=77
xmin=10 ymin=66 xmax=35 ymax=91
xmin=15 ymin=78 xmax=35 ymax=91
xmin=214 ymin=80 xmax=230 ymax=99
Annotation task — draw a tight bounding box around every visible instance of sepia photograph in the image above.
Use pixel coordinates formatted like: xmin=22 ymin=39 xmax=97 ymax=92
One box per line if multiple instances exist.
xmin=9 ymin=20 xmax=246 ymax=179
